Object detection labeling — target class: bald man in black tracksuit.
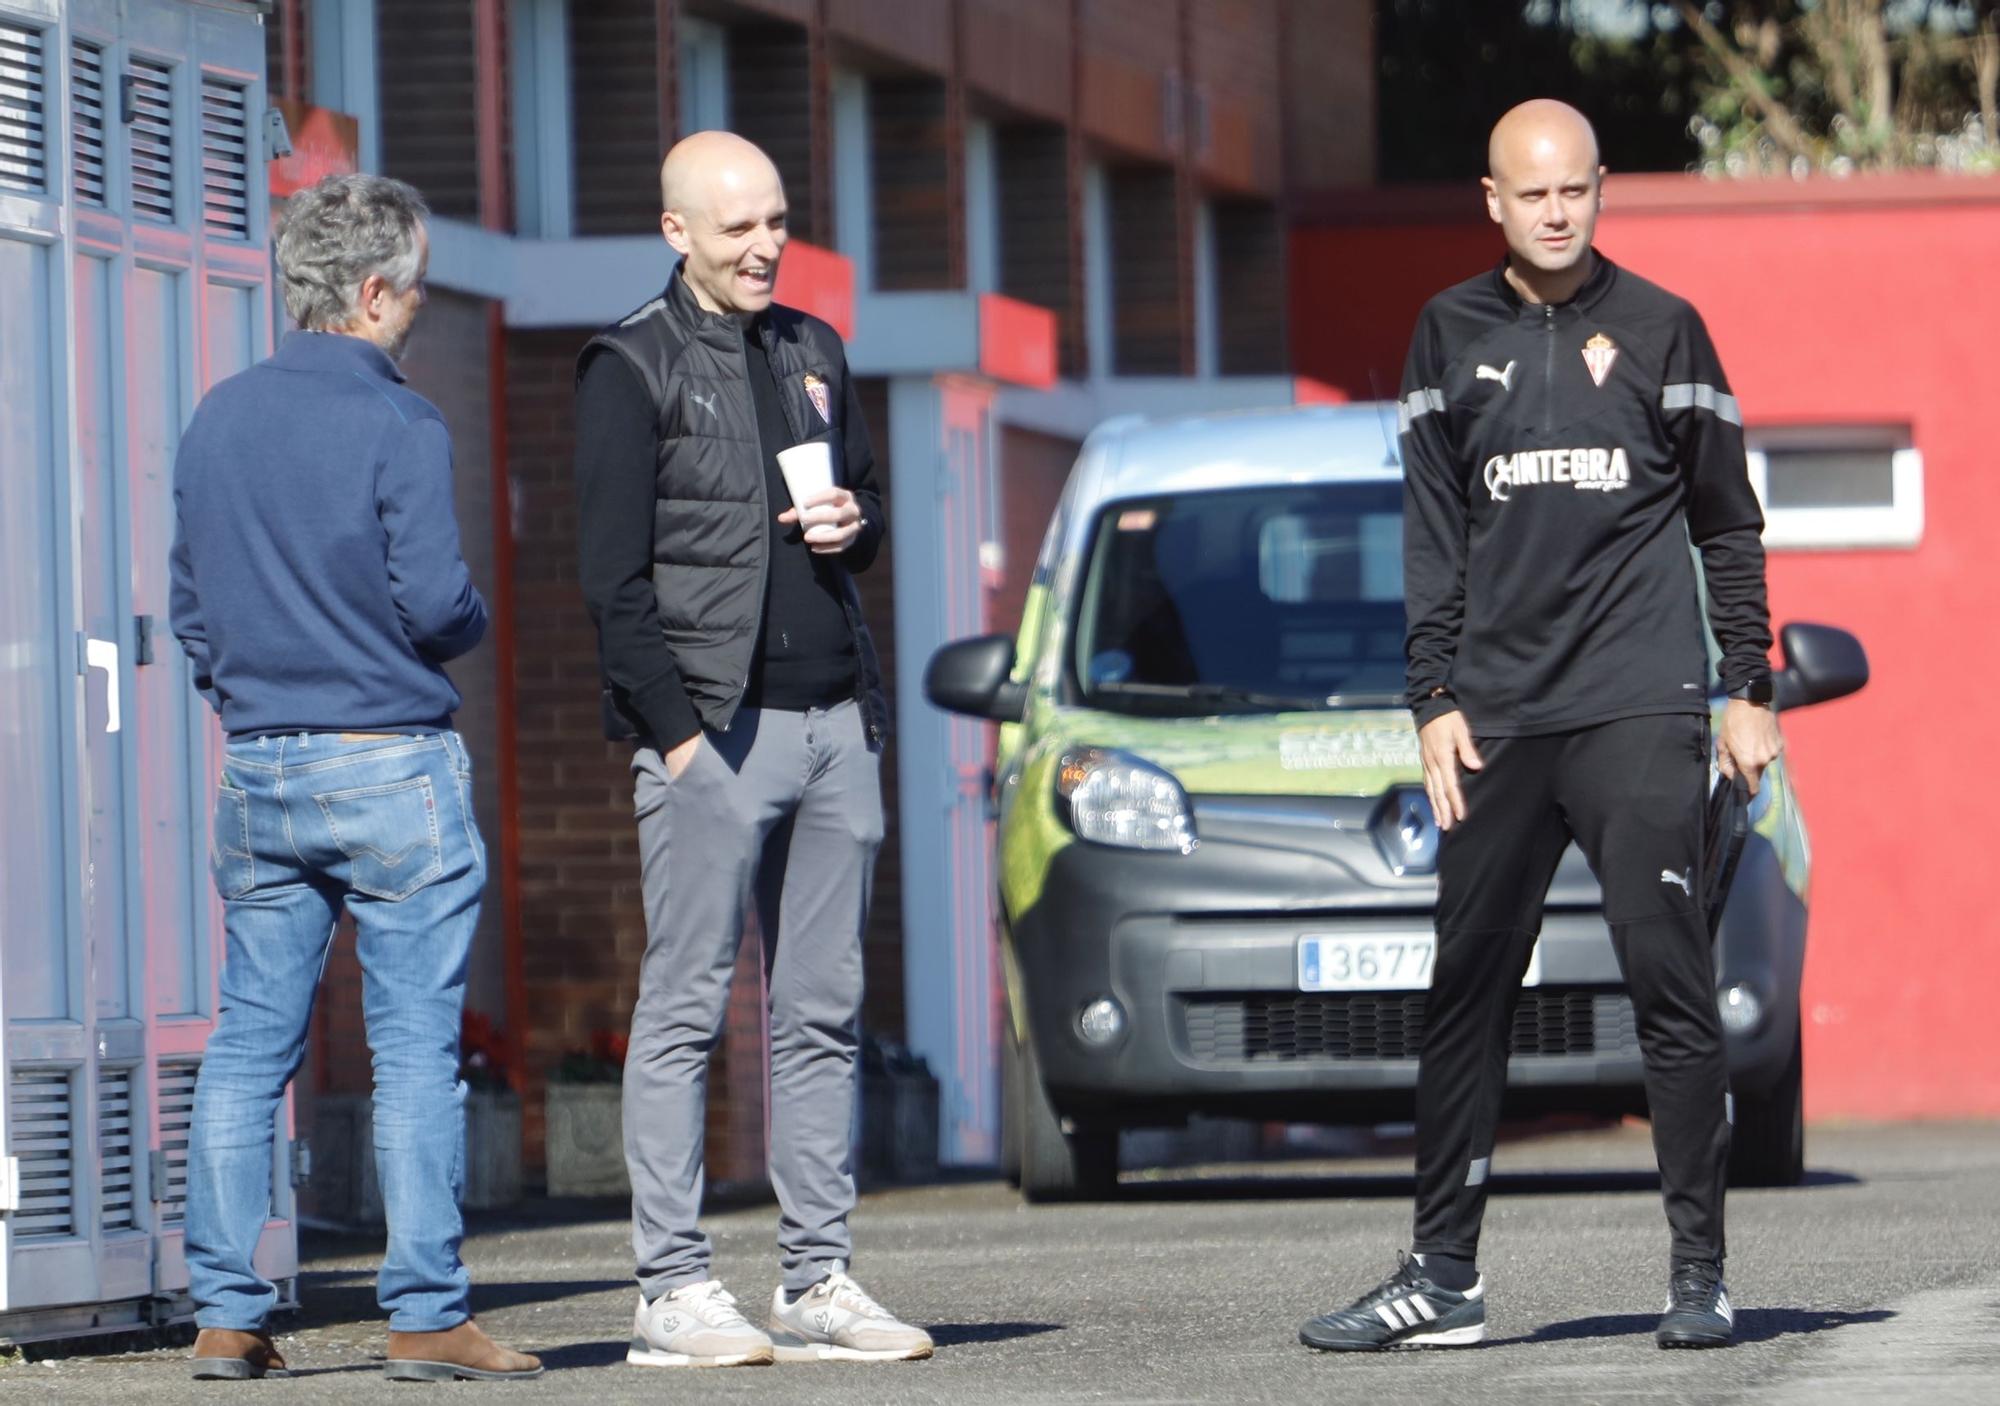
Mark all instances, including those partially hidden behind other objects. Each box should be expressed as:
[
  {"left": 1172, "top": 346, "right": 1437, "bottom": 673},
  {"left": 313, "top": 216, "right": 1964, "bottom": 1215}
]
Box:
[{"left": 1301, "top": 100, "right": 1782, "bottom": 1355}]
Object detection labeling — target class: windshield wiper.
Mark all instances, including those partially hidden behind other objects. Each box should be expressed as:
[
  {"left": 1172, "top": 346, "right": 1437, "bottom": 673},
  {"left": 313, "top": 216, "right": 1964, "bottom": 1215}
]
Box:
[{"left": 1088, "top": 681, "right": 1402, "bottom": 712}]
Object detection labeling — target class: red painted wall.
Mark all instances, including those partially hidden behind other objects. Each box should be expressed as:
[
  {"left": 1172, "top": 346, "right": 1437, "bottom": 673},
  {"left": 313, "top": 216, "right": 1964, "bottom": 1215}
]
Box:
[{"left": 1291, "top": 176, "right": 2000, "bottom": 1121}]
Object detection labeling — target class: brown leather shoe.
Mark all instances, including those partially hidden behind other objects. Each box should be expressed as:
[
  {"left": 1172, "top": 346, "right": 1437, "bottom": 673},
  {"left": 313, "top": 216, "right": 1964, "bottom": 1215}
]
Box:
[
  {"left": 383, "top": 1319, "right": 544, "bottom": 1382},
  {"left": 191, "top": 1327, "right": 290, "bottom": 1380}
]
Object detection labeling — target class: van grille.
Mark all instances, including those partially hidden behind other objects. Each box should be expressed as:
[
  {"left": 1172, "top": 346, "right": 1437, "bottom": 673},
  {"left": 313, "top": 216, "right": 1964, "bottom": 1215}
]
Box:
[{"left": 1179, "top": 988, "right": 1639, "bottom": 1065}]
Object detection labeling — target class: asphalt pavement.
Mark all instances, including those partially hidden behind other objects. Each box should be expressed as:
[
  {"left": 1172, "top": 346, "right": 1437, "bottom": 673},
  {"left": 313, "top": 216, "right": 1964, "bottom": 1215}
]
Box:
[{"left": 7, "top": 1120, "right": 1998, "bottom": 1404}]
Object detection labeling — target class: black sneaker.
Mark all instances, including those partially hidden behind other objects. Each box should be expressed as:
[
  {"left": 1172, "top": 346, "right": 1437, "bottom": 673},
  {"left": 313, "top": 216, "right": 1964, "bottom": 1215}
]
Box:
[
  {"left": 1300, "top": 1253, "right": 1486, "bottom": 1351},
  {"left": 1656, "top": 1257, "right": 1734, "bottom": 1349}
]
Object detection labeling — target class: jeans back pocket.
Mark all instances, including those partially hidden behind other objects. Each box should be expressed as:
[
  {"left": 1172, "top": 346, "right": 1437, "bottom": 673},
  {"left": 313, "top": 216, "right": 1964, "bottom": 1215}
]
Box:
[
  {"left": 315, "top": 776, "right": 445, "bottom": 901},
  {"left": 210, "top": 783, "right": 256, "bottom": 899}
]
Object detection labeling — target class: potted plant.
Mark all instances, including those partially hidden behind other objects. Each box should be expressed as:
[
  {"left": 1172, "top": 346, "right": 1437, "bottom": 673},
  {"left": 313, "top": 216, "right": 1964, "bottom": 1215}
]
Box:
[
  {"left": 858, "top": 1033, "right": 940, "bottom": 1186},
  {"left": 460, "top": 1011, "right": 523, "bottom": 1209},
  {"left": 544, "top": 1029, "right": 630, "bottom": 1198}
]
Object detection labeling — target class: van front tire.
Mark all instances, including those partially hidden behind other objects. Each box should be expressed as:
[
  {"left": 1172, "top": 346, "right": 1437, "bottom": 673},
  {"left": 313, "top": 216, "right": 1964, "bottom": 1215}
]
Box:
[
  {"left": 1015, "top": 1029, "right": 1118, "bottom": 1202},
  {"left": 1727, "top": 1028, "right": 1805, "bottom": 1187}
]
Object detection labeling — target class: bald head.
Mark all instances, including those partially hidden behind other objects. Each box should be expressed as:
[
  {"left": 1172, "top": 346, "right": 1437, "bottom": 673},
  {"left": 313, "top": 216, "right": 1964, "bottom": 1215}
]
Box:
[
  {"left": 658, "top": 131, "right": 788, "bottom": 317},
  {"left": 660, "top": 129, "right": 782, "bottom": 218},
  {"left": 1481, "top": 100, "right": 1605, "bottom": 299},
  {"left": 1487, "top": 99, "right": 1600, "bottom": 183}
]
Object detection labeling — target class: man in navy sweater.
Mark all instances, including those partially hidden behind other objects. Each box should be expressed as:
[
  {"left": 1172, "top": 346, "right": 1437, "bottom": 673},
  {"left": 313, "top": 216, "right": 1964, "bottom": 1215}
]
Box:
[{"left": 169, "top": 173, "right": 539, "bottom": 1383}]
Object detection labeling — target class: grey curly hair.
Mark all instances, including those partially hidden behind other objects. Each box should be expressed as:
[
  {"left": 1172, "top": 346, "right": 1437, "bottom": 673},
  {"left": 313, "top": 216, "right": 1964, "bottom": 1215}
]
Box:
[{"left": 275, "top": 173, "right": 430, "bottom": 331}]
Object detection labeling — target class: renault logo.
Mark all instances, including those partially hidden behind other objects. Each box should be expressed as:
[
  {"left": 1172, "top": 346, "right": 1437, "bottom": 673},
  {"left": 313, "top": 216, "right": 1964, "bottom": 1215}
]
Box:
[{"left": 1374, "top": 787, "right": 1440, "bottom": 876}]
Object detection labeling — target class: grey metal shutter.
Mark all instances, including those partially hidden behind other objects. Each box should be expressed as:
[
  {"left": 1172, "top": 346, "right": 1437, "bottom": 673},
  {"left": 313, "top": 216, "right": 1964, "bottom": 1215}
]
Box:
[
  {"left": 98, "top": 1066, "right": 137, "bottom": 1233},
  {"left": 0, "top": 20, "right": 47, "bottom": 195},
  {"left": 7, "top": 1069, "right": 76, "bottom": 1239},
  {"left": 200, "top": 75, "right": 248, "bottom": 239},
  {"left": 72, "top": 40, "right": 106, "bottom": 206},
  {"left": 154, "top": 1059, "right": 199, "bottom": 1224},
  {"left": 125, "top": 54, "right": 175, "bottom": 222}
]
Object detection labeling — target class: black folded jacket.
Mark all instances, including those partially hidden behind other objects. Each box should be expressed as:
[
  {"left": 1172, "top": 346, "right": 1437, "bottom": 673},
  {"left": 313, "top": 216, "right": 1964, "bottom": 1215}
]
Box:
[{"left": 1704, "top": 772, "right": 1753, "bottom": 939}]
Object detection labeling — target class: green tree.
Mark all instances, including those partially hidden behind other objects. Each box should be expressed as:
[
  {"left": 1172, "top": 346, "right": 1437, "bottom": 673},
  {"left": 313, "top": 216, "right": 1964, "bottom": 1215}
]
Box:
[
  {"left": 1373, "top": 1, "right": 1999, "bottom": 181},
  {"left": 1675, "top": 1, "right": 1999, "bottom": 175}
]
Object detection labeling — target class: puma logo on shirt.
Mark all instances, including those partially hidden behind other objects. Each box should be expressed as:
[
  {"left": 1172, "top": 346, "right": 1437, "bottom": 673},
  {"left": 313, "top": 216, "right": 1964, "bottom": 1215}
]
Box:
[
  {"left": 1661, "top": 867, "right": 1693, "bottom": 896},
  {"left": 1475, "top": 361, "right": 1516, "bottom": 392}
]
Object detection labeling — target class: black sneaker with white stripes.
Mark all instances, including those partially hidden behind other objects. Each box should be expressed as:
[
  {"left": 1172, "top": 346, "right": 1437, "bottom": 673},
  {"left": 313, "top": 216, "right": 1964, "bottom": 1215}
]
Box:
[
  {"left": 1656, "top": 1257, "right": 1734, "bottom": 1349},
  {"left": 1299, "top": 1253, "right": 1486, "bottom": 1351}
]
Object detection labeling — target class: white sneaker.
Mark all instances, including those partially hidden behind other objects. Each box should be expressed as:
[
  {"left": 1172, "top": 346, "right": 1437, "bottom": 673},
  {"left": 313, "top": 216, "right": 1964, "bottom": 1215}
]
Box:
[
  {"left": 768, "top": 1265, "right": 934, "bottom": 1362},
  {"left": 627, "top": 1280, "right": 776, "bottom": 1368}
]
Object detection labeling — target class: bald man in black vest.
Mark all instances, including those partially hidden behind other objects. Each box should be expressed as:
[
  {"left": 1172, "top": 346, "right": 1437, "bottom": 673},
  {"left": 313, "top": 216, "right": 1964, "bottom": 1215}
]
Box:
[{"left": 574, "top": 130, "right": 931, "bottom": 1368}]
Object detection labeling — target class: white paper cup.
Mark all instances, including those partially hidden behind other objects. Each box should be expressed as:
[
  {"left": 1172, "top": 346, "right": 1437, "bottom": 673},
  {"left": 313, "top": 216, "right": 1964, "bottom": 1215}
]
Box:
[{"left": 775, "top": 441, "right": 835, "bottom": 512}]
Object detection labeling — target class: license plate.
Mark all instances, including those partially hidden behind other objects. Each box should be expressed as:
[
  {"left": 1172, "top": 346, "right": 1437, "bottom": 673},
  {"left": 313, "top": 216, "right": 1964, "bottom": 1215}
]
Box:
[{"left": 1296, "top": 934, "right": 1543, "bottom": 991}]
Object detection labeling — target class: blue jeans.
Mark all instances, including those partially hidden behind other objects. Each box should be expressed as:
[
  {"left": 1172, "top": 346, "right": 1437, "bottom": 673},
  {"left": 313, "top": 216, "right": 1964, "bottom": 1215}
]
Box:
[{"left": 186, "top": 731, "right": 485, "bottom": 1332}]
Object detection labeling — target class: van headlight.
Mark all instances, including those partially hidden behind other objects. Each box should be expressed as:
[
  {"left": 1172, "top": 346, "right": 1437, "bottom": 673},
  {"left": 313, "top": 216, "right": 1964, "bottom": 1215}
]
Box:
[{"left": 1055, "top": 748, "right": 1197, "bottom": 854}]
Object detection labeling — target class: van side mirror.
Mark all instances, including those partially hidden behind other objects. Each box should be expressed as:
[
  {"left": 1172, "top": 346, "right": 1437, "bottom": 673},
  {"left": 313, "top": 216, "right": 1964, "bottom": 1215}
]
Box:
[
  {"left": 924, "top": 634, "right": 1027, "bottom": 724},
  {"left": 1774, "top": 622, "right": 1868, "bottom": 711}
]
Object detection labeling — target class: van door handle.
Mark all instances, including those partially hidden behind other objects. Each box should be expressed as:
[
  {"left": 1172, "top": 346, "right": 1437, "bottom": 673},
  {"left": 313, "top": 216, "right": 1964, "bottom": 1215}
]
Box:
[{"left": 85, "top": 637, "right": 121, "bottom": 734}]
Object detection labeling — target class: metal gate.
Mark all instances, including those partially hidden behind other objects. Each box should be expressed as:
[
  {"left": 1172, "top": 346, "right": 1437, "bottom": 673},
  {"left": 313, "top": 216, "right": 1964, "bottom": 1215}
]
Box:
[{"left": 0, "top": 0, "right": 295, "bottom": 1342}]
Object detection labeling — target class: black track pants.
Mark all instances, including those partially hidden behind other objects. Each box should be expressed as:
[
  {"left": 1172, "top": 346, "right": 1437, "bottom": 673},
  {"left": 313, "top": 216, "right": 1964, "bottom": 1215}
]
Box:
[{"left": 1411, "top": 713, "right": 1731, "bottom": 1265}]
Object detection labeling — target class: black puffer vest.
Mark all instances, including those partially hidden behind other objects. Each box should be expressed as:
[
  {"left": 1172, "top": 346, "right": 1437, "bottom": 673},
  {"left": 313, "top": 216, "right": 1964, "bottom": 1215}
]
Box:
[{"left": 579, "top": 269, "right": 888, "bottom": 742}]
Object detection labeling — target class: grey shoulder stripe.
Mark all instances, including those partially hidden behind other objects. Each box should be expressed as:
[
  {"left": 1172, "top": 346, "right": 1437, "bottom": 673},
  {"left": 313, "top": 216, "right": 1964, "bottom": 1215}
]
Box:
[
  {"left": 1661, "top": 382, "right": 1742, "bottom": 427},
  {"left": 1397, "top": 387, "right": 1446, "bottom": 434}
]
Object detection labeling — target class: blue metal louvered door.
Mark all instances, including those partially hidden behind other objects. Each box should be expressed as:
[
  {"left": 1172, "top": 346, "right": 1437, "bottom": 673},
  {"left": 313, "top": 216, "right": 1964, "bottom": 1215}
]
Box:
[{"left": 0, "top": 0, "right": 293, "bottom": 1342}]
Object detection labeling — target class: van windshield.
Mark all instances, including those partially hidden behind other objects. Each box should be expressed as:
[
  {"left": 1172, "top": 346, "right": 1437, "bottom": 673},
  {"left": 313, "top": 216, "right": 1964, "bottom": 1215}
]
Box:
[{"left": 1070, "top": 481, "right": 1408, "bottom": 716}]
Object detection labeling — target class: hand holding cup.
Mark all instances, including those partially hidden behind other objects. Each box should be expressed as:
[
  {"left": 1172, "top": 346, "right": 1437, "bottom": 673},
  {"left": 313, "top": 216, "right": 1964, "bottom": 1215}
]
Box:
[{"left": 775, "top": 441, "right": 862, "bottom": 554}]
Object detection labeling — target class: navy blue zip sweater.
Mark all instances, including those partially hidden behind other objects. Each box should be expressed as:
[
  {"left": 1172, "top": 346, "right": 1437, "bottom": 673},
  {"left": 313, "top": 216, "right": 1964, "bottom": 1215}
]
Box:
[{"left": 168, "top": 331, "right": 487, "bottom": 739}]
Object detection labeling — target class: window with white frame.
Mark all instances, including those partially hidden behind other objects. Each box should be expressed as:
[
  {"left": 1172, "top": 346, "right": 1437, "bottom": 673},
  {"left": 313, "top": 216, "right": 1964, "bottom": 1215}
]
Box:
[
  {"left": 964, "top": 118, "right": 998, "bottom": 295},
  {"left": 509, "top": 0, "right": 572, "bottom": 237},
  {"left": 831, "top": 69, "right": 872, "bottom": 288},
  {"left": 678, "top": 15, "right": 728, "bottom": 138},
  {"left": 1745, "top": 426, "right": 1923, "bottom": 550}
]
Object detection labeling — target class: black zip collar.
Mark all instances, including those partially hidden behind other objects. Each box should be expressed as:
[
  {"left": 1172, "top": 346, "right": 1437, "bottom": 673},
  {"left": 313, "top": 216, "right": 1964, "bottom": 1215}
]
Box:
[
  {"left": 662, "top": 257, "right": 773, "bottom": 347},
  {"left": 1490, "top": 250, "right": 1619, "bottom": 320}
]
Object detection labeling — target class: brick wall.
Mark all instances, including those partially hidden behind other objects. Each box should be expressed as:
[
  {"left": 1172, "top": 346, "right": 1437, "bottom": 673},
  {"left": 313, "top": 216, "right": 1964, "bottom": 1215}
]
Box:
[
  {"left": 1108, "top": 165, "right": 1187, "bottom": 374},
  {"left": 1190, "top": 0, "right": 1282, "bottom": 194},
  {"left": 570, "top": 0, "right": 665, "bottom": 236},
  {"left": 850, "top": 378, "right": 904, "bottom": 1043},
  {"left": 994, "top": 427, "right": 1081, "bottom": 639},
  {"left": 264, "top": 0, "right": 310, "bottom": 102},
  {"left": 827, "top": 0, "right": 950, "bottom": 74},
  {"left": 868, "top": 78, "right": 953, "bottom": 292},
  {"left": 1281, "top": 0, "right": 1374, "bottom": 189},
  {"left": 1078, "top": 0, "right": 1176, "bottom": 161},
  {"left": 377, "top": 0, "right": 481, "bottom": 221},
  {"left": 961, "top": 0, "right": 1070, "bottom": 123}
]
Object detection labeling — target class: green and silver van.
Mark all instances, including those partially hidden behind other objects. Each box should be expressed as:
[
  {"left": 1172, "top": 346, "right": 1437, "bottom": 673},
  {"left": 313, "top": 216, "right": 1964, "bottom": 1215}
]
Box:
[{"left": 925, "top": 405, "right": 1867, "bottom": 1202}]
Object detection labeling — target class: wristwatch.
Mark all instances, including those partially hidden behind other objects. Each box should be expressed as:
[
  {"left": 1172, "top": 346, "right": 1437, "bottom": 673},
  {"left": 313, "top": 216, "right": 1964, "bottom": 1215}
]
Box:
[{"left": 1727, "top": 676, "right": 1774, "bottom": 706}]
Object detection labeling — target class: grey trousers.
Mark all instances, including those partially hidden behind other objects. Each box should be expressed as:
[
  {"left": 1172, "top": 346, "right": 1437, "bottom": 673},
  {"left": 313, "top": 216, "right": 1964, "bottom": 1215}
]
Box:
[{"left": 624, "top": 701, "right": 883, "bottom": 1299}]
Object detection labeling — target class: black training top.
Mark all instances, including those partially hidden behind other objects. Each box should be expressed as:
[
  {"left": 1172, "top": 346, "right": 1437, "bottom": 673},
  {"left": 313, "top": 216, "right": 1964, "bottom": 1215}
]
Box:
[
  {"left": 739, "top": 327, "right": 859, "bottom": 711},
  {"left": 1399, "top": 254, "right": 1773, "bottom": 737}
]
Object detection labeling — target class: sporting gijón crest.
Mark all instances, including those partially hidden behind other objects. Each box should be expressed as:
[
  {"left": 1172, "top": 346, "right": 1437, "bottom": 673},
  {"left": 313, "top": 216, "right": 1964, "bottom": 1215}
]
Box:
[
  {"left": 802, "top": 372, "right": 832, "bottom": 426},
  {"left": 1581, "top": 332, "right": 1618, "bottom": 388}
]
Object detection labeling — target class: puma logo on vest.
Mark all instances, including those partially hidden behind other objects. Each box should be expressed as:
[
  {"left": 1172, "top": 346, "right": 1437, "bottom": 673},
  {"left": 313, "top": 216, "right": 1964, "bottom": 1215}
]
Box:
[{"left": 689, "top": 391, "right": 718, "bottom": 419}]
